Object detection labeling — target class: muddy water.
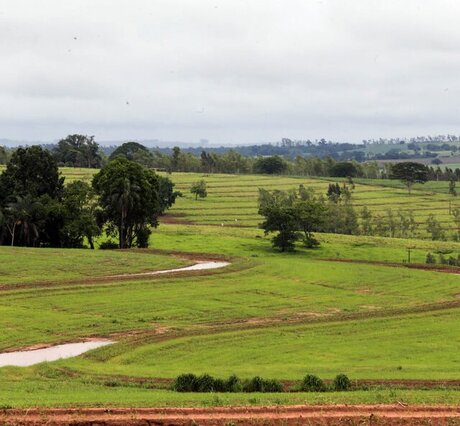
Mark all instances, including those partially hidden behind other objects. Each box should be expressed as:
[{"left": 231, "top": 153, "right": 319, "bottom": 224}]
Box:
[
  {"left": 113, "top": 261, "right": 230, "bottom": 277},
  {"left": 0, "top": 340, "right": 113, "bottom": 367}
]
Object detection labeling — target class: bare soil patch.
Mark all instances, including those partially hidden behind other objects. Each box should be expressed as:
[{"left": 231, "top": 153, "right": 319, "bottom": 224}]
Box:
[{"left": 1, "top": 405, "right": 459, "bottom": 425}]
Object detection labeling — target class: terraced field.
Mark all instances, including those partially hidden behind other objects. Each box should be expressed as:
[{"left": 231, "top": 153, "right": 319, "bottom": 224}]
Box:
[
  {"left": 163, "top": 173, "right": 459, "bottom": 236},
  {"left": 0, "top": 223, "right": 459, "bottom": 407},
  {"left": 4, "top": 166, "right": 456, "bottom": 232},
  {"left": 0, "top": 166, "right": 459, "bottom": 416}
]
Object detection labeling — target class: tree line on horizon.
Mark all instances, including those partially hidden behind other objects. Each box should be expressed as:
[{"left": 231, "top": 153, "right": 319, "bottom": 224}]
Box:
[{"left": 3, "top": 134, "right": 460, "bottom": 181}]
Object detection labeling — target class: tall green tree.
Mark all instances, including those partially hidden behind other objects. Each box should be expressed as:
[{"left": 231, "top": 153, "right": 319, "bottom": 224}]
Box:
[
  {"left": 0, "top": 146, "right": 64, "bottom": 205},
  {"left": 54, "top": 134, "right": 102, "bottom": 168},
  {"left": 6, "top": 195, "right": 43, "bottom": 246},
  {"left": 258, "top": 189, "right": 299, "bottom": 252},
  {"left": 390, "top": 162, "right": 429, "bottom": 193},
  {"left": 92, "top": 158, "right": 162, "bottom": 248},
  {"left": 61, "top": 181, "right": 101, "bottom": 249}
]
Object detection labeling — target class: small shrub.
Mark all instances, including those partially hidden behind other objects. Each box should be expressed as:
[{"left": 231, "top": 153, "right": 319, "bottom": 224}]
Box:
[
  {"left": 263, "top": 379, "right": 283, "bottom": 392},
  {"left": 243, "top": 376, "right": 264, "bottom": 392},
  {"left": 300, "top": 374, "right": 326, "bottom": 392},
  {"left": 447, "top": 256, "right": 458, "bottom": 266},
  {"left": 333, "top": 374, "right": 351, "bottom": 391},
  {"left": 225, "top": 374, "right": 242, "bottom": 392},
  {"left": 99, "top": 240, "right": 119, "bottom": 250},
  {"left": 174, "top": 373, "right": 198, "bottom": 392},
  {"left": 212, "top": 378, "right": 227, "bottom": 392},
  {"left": 196, "top": 374, "right": 216, "bottom": 392},
  {"left": 425, "top": 253, "right": 436, "bottom": 264}
]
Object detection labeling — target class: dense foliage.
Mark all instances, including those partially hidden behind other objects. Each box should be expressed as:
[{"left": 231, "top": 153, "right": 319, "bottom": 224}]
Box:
[
  {"left": 258, "top": 184, "right": 357, "bottom": 251},
  {"left": 390, "top": 162, "right": 429, "bottom": 192},
  {"left": 53, "top": 134, "right": 102, "bottom": 168},
  {"left": 0, "top": 147, "right": 177, "bottom": 248}
]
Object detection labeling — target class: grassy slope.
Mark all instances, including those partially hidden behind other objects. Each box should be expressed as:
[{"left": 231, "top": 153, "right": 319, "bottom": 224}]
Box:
[
  {"left": 0, "top": 224, "right": 458, "bottom": 406},
  {"left": 0, "top": 247, "right": 187, "bottom": 286},
  {"left": 0, "top": 168, "right": 459, "bottom": 406}
]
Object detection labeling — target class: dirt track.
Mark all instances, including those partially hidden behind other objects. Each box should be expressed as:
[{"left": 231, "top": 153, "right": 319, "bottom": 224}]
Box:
[{"left": 2, "top": 405, "right": 459, "bottom": 425}]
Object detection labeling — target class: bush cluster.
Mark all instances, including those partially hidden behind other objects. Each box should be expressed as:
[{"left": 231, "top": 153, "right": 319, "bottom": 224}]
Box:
[
  {"left": 426, "top": 252, "right": 460, "bottom": 266},
  {"left": 174, "top": 374, "right": 283, "bottom": 393},
  {"left": 300, "top": 373, "right": 351, "bottom": 392},
  {"left": 173, "top": 373, "right": 352, "bottom": 393}
]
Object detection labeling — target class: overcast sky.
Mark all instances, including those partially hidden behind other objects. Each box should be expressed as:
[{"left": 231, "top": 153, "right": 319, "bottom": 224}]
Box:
[{"left": 2, "top": 0, "right": 460, "bottom": 145}]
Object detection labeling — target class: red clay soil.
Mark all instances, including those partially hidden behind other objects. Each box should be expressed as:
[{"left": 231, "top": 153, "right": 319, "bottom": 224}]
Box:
[{"left": 1, "top": 405, "right": 459, "bottom": 425}]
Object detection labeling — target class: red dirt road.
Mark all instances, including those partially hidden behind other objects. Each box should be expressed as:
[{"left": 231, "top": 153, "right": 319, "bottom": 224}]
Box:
[{"left": 2, "top": 405, "right": 459, "bottom": 425}]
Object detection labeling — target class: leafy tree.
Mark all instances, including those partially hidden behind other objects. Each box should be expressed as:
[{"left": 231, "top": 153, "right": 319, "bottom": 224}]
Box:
[
  {"left": 326, "top": 183, "right": 342, "bottom": 203},
  {"left": 6, "top": 195, "right": 43, "bottom": 246},
  {"left": 0, "top": 146, "right": 64, "bottom": 205},
  {"left": 54, "top": 134, "right": 102, "bottom": 168},
  {"left": 258, "top": 189, "right": 300, "bottom": 251},
  {"left": 451, "top": 208, "right": 460, "bottom": 240},
  {"left": 109, "top": 142, "right": 150, "bottom": 161},
  {"left": 386, "top": 209, "right": 397, "bottom": 238},
  {"left": 190, "top": 180, "right": 207, "bottom": 200},
  {"left": 426, "top": 214, "right": 445, "bottom": 241},
  {"left": 61, "top": 181, "right": 101, "bottom": 249},
  {"left": 360, "top": 207, "right": 373, "bottom": 235},
  {"left": 449, "top": 179, "right": 457, "bottom": 196},
  {"left": 293, "top": 197, "right": 326, "bottom": 248},
  {"left": 0, "top": 146, "right": 8, "bottom": 164},
  {"left": 171, "top": 146, "right": 181, "bottom": 171},
  {"left": 158, "top": 176, "right": 181, "bottom": 213},
  {"left": 92, "top": 158, "right": 162, "bottom": 248},
  {"left": 254, "top": 156, "right": 287, "bottom": 174},
  {"left": 200, "top": 151, "right": 216, "bottom": 173},
  {"left": 390, "top": 162, "right": 429, "bottom": 193},
  {"left": 330, "top": 162, "right": 360, "bottom": 178}
]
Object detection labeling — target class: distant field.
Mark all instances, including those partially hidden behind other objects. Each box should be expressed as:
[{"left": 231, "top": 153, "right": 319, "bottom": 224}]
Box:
[
  {"left": 2, "top": 165, "right": 460, "bottom": 234},
  {"left": 161, "top": 173, "right": 459, "bottom": 236}
]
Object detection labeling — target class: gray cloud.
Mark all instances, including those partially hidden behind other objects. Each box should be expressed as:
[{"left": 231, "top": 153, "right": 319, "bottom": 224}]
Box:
[{"left": 1, "top": 0, "right": 460, "bottom": 144}]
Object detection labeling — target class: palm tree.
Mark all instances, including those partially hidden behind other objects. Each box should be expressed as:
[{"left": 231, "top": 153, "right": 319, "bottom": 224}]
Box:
[
  {"left": 110, "top": 178, "right": 141, "bottom": 248},
  {"left": 7, "top": 195, "right": 42, "bottom": 246}
]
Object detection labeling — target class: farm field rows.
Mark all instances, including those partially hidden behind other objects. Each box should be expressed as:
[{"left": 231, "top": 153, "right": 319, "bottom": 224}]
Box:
[
  {"left": 164, "top": 173, "right": 460, "bottom": 236},
  {"left": 45, "top": 167, "right": 460, "bottom": 230}
]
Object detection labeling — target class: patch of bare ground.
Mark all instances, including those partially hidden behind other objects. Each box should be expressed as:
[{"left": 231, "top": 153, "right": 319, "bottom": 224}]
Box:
[{"left": 1, "top": 405, "right": 459, "bottom": 425}]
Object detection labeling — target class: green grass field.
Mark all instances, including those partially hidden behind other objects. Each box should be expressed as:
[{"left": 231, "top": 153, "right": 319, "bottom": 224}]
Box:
[
  {"left": 163, "top": 172, "right": 460, "bottom": 234},
  {"left": 0, "top": 167, "right": 459, "bottom": 407}
]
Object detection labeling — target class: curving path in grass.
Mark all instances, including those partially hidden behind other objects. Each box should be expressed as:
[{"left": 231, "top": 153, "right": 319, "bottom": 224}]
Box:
[{"left": 0, "top": 258, "right": 230, "bottom": 366}]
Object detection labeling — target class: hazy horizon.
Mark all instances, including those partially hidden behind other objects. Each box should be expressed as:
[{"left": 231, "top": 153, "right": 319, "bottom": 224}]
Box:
[{"left": 2, "top": 0, "right": 460, "bottom": 144}]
